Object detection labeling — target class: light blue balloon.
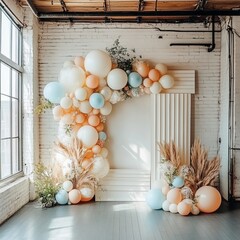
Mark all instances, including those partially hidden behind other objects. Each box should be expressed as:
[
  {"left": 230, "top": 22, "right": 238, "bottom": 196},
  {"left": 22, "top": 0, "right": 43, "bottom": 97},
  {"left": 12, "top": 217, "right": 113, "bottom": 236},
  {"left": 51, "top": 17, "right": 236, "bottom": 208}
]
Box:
[
  {"left": 55, "top": 189, "right": 68, "bottom": 205},
  {"left": 172, "top": 176, "right": 184, "bottom": 188},
  {"left": 146, "top": 189, "right": 165, "bottom": 210},
  {"left": 43, "top": 81, "right": 65, "bottom": 104},
  {"left": 99, "top": 131, "right": 107, "bottom": 141},
  {"left": 128, "top": 72, "right": 142, "bottom": 88},
  {"left": 89, "top": 93, "right": 105, "bottom": 109}
]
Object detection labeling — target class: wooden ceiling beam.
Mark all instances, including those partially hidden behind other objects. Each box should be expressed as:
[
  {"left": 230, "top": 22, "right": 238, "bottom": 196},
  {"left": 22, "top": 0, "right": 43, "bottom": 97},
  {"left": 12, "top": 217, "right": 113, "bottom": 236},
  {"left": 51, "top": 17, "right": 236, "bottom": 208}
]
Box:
[{"left": 196, "top": 0, "right": 208, "bottom": 10}]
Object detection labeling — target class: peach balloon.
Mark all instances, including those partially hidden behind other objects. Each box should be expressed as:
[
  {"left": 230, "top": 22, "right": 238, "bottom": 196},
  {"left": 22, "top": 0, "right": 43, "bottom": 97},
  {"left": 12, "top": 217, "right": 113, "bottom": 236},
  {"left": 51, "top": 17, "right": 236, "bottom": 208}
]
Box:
[
  {"left": 79, "top": 186, "right": 94, "bottom": 202},
  {"left": 167, "top": 188, "right": 182, "bottom": 204},
  {"left": 135, "top": 62, "right": 150, "bottom": 78},
  {"left": 85, "top": 151, "right": 94, "bottom": 159},
  {"left": 88, "top": 115, "right": 100, "bottom": 127},
  {"left": 69, "top": 189, "right": 81, "bottom": 204},
  {"left": 177, "top": 201, "right": 191, "bottom": 216},
  {"left": 52, "top": 105, "right": 64, "bottom": 118},
  {"left": 196, "top": 186, "right": 221, "bottom": 213},
  {"left": 75, "top": 113, "right": 85, "bottom": 124},
  {"left": 74, "top": 56, "right": 85, "bottom": 69},
  {"left": 96, "top": 122, "right": 104, "bottom": 131},
  {"left": 148, "top": 69, "right": 161, "bottom": 82},
  {"left": 86, "top": 75, "right": 99, "bottom": 89},
  {"left": 143, "top": 78, "right": 153, "bottom": 88},
  {"left": 92, "top": 145, "right": 101, "bottom": 154}
]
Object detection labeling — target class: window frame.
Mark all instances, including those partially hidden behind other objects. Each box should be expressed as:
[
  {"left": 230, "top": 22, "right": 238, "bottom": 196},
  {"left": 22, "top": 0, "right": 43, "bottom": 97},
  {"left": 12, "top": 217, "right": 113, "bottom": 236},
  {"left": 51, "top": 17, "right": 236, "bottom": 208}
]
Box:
[{"left": 0, "top": 5, "right": 23, "bottom": 184}]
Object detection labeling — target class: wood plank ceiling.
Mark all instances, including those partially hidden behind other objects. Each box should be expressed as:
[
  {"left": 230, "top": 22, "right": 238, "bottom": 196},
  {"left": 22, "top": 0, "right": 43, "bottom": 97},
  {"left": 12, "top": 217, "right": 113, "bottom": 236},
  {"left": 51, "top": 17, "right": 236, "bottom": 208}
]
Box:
[{"left": 19, "top": 0, "right": 240, "bottom": 23}]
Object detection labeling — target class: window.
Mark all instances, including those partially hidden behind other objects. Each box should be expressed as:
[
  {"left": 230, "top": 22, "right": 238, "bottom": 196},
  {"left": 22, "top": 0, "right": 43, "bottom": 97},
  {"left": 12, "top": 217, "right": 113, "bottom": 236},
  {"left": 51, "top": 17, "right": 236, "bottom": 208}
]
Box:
[{"left": 0, "top": 6, "right": 22, "bottom": 181}]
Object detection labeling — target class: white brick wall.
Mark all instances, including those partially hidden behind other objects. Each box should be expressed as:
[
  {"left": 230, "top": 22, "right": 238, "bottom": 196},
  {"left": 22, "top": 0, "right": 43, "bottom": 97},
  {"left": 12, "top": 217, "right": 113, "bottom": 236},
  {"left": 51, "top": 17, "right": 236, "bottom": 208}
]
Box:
[
  {"left": 39, "top": 22, "right": 221, "bottom": 163},
  {"left": 22, "top": 8, "right": 39, "bottom": 200},
  {"left": 233, "top": 17, "right": 240, "bottom": 198},
  {"left": 0, "top": 177, "right": 29, "bottom": 225}
]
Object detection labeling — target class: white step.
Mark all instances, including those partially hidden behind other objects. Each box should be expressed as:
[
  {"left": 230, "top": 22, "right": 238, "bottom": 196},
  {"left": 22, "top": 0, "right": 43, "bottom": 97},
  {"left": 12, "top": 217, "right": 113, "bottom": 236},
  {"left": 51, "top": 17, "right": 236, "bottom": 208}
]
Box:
[{"left": 95, "top": 169, "right": 151, "bottom": 201}]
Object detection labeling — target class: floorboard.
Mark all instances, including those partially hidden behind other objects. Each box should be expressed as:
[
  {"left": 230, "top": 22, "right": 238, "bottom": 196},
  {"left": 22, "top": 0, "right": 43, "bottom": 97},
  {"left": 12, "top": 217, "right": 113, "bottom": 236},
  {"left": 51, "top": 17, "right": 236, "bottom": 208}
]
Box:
[{"left": 1, "top": 201, "right": 240, "bottom": 240}]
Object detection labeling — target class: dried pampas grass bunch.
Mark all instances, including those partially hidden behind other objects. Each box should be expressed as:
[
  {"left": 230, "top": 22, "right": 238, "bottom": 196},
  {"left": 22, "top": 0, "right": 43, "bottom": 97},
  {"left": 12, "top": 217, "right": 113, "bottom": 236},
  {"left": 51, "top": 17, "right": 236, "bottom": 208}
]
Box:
[
  {"left": 53, "top": 138, "right": 98, "bottom": 190},
  {"left": 158, "top": 139, "right": 220, "bottom": 195},
  {"left": 190, "top": 139, "right": 220, "bottom": 189}
]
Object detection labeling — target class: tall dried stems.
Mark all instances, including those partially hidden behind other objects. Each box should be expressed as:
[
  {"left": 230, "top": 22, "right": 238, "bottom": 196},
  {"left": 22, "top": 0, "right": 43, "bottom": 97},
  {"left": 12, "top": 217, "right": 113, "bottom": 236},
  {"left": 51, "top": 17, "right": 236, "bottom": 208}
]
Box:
[
  {"left": 159, "top": 141, "right": 182, "bottom": 168},
  {"left": 190, "top": 139, "right": 220, "bottom": 189},
  {"left": 54, "top": 138, "right": 98, "bottom": 189}
]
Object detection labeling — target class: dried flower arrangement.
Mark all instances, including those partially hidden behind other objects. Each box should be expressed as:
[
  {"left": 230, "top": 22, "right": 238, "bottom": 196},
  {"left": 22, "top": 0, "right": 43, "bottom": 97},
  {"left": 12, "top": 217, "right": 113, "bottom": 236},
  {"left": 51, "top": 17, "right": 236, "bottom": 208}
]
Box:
[
  {"left": 159, "top": 139, "right": 220, "bottom": 196},
  {"left": 53, "top": 138, "right": 98, "bottom": 191}
]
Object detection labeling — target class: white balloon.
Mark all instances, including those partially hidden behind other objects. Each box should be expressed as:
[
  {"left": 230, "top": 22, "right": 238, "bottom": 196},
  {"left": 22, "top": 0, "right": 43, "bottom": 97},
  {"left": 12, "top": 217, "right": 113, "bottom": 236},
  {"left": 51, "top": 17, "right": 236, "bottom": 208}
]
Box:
[
  {"left": 75, "top": 88, "right": 87, "bottom": 101},
  {"left": 77, "top": 125, "right": 98, "bottom": 148},
  {"left": 155, "top": 63, "right": 168, "bottom": 75},
  {"left": 59, "top": 66, "right": 86, "bottom": 93},
  {"left": 60, "top": 97, "right": 72, "bottom": 109},
  {"left": 159, "top": 75, "right": 175, "bottom": 89},
  {"left": 100, "top": 86, "right": 112, "bottom": 101},
  {"left": 100, "top": 102, "right": 112, "bottom": 116},
  {"left": 63, "top": 180, "right": 73, "bottom": 192},
  {"left": 150, "top": 82, "right": 162, "bottom": 94},
  {"left": 169, "top": 203, "right": 178, "bottom": 214},
  {"left": 79, "top": 100, "right": 92, "bottom": 114},
  {"left": 84, "top": 50, "right": 112, "bottom": 77},
  {"left": 107, "top": 68, "right": 128, "bottom": 90},
  {"left": 91, "top": 156, "right": 110, "bottom": 178},
  {"left": 52, "top": 105, "right": 63, "bottom": 118},
  {"left": 80, "top": 187, "right": 94, "bottom": 199},
  {"left": 162, "top": 200, "right": 170, "bottom": 212},
  {"left": 100, "top": 148, "right": 109, "bottom": 158}
]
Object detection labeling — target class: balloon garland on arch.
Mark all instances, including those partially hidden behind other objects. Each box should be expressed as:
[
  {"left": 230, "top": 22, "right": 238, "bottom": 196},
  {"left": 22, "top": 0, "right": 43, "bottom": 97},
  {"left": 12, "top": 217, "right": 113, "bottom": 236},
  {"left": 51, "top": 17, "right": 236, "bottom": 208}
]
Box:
[{"left": 40, "top": 44, "right": 175, "bottom": 206}]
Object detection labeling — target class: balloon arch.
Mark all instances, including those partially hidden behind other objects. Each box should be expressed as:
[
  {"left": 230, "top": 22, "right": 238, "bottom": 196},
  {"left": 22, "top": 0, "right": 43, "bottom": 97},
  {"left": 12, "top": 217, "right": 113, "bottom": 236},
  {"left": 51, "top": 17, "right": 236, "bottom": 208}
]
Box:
[{"left": 41, "top": 49, "right": 221, "bottom": 216}]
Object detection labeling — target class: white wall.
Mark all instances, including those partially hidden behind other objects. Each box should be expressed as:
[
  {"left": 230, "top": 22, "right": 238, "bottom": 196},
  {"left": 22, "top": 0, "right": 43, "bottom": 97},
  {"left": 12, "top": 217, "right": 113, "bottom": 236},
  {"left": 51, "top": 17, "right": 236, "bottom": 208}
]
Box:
[
  {"left": 219, "top": 25, "right": 230, "bottom": 200},
  {"left": 39, "top": 22, "right": 221, "bottom": 168}
]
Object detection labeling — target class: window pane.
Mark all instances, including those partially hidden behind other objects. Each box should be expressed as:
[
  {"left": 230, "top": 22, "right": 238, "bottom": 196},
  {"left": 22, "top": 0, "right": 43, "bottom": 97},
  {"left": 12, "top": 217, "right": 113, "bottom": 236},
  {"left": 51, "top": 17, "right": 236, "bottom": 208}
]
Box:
[
  {"left": 12, "top": 69, "right": 18, "bottom": 98},
  {"left": 12, "top": 98, "right": 18, "bottom": 137},
  {"left": 1, "top": 12, "right": 11, "bottom": 58},
  {"left": 12, "top": 138, "right": 19, "bottom": 174},
  {"left": 1, "top": 63, "right": 11, "bottom": 96},
  {"left": 1, "top": 95, "right": 11, "bottom": 138},
  {"left": 12, "top": 25, "right": 19, "bottom": 63},
  {"left": 1, "top": 139, "right": 11, "bottom": 178}
]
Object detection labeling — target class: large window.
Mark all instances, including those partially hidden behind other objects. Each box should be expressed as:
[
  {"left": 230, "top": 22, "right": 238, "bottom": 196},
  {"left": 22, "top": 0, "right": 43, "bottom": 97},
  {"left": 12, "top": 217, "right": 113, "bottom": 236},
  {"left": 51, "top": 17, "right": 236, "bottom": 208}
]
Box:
[{"left": 0, "top": 6, "right": 22, "bottom": 181}]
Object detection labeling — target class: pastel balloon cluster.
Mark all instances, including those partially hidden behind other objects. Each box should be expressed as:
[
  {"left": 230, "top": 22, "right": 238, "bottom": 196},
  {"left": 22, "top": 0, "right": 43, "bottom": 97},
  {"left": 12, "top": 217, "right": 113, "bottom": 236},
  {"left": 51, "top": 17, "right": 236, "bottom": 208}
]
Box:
[
  {"left": 55, "top": 180, "right": 95, "bottom": 205},
  {"left": 160, "top": 182, "right": 221, "bottom": 216},
  {"left": 43, "top": 49, "right": 175, "bottom": 191}
]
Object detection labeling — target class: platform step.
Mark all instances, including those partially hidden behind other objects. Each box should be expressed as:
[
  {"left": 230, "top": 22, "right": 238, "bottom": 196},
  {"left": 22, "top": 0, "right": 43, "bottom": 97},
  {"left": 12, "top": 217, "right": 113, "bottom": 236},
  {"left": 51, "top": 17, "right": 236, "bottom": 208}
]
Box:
[{"left": 95, "top": 169, "right": 150, "bottom": 201}]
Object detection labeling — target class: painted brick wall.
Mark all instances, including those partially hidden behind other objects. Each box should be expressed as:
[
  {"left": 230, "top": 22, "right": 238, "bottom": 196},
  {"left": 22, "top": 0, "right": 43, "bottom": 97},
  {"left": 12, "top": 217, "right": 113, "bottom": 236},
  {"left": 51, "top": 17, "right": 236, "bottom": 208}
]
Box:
[
  {"left": 0, "top": 177, "right": 29, "bottom": 225},
  {"left": 22, "top": 8, "right": 39, "bottom": 200},
  {"left": 233, "top": 17, "right": 240, "bottom": 198},
  {"left": 38, "top": 22, "right": 221, "bottom": 164}
]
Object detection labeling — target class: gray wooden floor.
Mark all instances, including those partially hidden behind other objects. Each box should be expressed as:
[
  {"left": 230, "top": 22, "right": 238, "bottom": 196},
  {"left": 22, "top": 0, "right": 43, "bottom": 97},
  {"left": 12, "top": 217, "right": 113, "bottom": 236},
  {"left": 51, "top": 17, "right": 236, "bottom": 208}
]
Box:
[{"left": 0, "top": 201, "right": 240, "bottom": 240}]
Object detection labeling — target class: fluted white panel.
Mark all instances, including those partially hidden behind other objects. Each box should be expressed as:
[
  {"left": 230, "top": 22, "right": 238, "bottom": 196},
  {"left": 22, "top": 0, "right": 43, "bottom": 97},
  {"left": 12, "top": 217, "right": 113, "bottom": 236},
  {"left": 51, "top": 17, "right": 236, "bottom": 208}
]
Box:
[{"left": 152, "top": 93, "right": 192, "bottom": 181}]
